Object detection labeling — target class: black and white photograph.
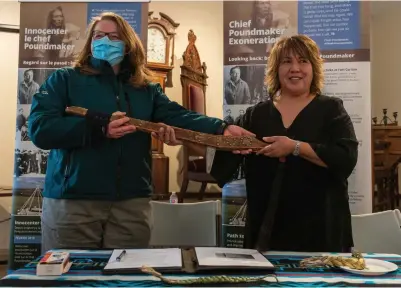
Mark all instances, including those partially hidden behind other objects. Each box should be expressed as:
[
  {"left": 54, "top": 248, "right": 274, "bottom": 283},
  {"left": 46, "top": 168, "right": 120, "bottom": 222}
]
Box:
[
  {"left": 17, "top": 68, "right": 57, "bottom": 104},
  {"left": 14, "top": 146, "right": 49, "bottom": 179},
  {"left": 16, "top": 105, "right": 31, "bottom": 141},
  {"left": 223, "top": 104, "right": 252, "bottom": 125},
  {"left": 223, "top": 65, "right": 269, "bottom": 105},
  {"left": 12, "top": 187, "right": 43, "bottom": 217},
  {"left": 17, "top": 69, "right": 39, "bottom": 105}
]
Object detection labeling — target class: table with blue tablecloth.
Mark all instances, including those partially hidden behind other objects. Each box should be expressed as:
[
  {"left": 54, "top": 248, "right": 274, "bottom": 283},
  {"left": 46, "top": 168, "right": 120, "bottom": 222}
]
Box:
[{"left": 1, "top": 250, "right": 400, "bottom": 287}]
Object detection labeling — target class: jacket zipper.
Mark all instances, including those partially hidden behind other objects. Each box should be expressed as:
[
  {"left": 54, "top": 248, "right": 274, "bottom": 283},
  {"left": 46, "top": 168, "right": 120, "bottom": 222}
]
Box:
[
  {"left": 115, "top": 79, "right": 123, "bottom": 199},
  {"left": 114, "top": 78, "right": 129, "bottom": 199},
  {"left": 63, "top": 151, "right": 73, "bottom": 192},
  {"left": 116, "top": 93, "right": 122, "bottom": 199}
]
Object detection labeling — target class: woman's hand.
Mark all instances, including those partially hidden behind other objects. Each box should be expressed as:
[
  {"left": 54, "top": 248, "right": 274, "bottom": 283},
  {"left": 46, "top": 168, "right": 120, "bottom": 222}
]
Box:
[
  {"left": 224, "top": 125, "right": 256, "bottom": 155},
  {"left": 106, "top": 112, "right": 137, "bottom": 139},
  {"left": 256, "top": 136, "right": 296, "bottom": 158},
  {"left": 151, "top": 124, "right": 182, "bottom": 146}
]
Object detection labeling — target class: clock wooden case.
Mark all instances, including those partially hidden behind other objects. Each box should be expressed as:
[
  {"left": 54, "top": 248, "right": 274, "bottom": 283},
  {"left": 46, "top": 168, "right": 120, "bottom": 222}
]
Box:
[{"left": 146, "top": 12, "right": 179, "bottom": 198}]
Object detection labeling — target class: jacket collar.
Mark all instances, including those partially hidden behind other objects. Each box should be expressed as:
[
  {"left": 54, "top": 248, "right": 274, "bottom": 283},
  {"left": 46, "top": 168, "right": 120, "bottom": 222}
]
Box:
[{"left": 88, "top": 55, "right": 132, "bottom": 82}]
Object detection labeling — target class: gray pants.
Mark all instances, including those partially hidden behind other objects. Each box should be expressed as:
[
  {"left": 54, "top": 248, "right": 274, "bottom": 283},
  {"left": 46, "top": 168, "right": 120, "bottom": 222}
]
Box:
[{"left": 41, "top": 197, "right": 152, "bottom": 253}]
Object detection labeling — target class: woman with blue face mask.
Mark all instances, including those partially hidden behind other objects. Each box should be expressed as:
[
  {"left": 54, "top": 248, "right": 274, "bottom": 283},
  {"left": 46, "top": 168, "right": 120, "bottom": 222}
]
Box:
[{"left": 28, "top": 12, "right": 251, "bottom": 252}]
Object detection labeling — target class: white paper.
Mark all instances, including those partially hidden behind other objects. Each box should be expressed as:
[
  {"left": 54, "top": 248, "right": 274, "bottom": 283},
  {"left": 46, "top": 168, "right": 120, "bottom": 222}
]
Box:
[
  {"left": 194, "top": 247, "right": 274, "bottom": 268},
  {"left": 104, "top": 248, "right": 182, "bottom": 270}
]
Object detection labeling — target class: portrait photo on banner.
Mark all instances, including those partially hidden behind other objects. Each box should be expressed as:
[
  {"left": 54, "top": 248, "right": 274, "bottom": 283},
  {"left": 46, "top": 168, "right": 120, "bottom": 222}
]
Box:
[
  {"left": 17, "top": 68, "right": 57, "bottom": 105},
  {"left": 224, "top": 0, "right": 298, "bottom": 66},
  {"left": 223, "top": 64, "right": 269, "bottom": 106},
  {"left": 18, "top": 2, "right": 87, "bottom": 69}
]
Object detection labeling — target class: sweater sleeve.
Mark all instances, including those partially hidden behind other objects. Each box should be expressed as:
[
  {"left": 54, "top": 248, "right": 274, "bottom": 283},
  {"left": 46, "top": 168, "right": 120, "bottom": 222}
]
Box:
[
  {"left": 151, "top": 83, "right": 223, "bottom": 134},
  {"left": 28, "top": 69, "right": 106, "bottom": 150},
  {"left": 309, "top": 97, "right": 359, "bottom": 180}
]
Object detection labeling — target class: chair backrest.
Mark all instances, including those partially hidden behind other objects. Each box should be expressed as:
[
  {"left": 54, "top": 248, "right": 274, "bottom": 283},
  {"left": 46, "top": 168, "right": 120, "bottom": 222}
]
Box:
[
  {"left": 149, "top": 200, "right": 221, "bottom": 247},
  {"left": 180, "top": 29, "right": 207, "bottom": 115},
  {"left": 351, "top": 209, "right": 401, "bottom": 254},
  {"left": 180, "top": 30, "right": 208, "bottom": 166}
]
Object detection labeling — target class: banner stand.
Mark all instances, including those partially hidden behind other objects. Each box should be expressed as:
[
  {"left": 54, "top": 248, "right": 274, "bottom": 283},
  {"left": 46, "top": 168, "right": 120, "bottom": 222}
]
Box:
[
  {"left": 221, "top": 0, "right": 371, "bottom": 247},
  {"left": 9, "top": 1, "right": 148, "bottom": 271}
]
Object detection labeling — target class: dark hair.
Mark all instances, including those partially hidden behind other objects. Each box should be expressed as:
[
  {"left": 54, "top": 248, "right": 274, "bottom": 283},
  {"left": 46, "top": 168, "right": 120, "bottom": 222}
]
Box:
[
  {"left": 24, "top": 69, "right": 34, "bottom": 76},
  {"left": 230, "top": 66, "right": 240, "bottom": 74},
  {"left": 266, "top": 34, "right": 324, "bottom": 97}
]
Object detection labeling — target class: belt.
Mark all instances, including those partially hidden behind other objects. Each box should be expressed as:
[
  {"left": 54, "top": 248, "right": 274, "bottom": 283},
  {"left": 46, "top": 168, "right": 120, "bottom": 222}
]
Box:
[{"left": 65, "top": 106, "right": 266, "bottom": 151}]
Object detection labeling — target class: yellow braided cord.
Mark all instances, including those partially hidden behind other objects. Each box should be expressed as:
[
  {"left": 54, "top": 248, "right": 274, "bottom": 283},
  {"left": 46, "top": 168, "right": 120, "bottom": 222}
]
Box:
[{"left": 140, "top": 266, "right": 278, "bottom": 285}]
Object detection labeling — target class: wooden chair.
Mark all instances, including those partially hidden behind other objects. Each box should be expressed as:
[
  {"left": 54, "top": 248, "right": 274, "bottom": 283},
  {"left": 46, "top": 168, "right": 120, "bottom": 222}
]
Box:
[{"left": 179, "top": 30, "right": 219, "bottom": 201}]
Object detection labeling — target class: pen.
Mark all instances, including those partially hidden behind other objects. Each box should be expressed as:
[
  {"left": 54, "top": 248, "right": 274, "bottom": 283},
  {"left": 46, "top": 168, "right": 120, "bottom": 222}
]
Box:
[{"left": 116, "top": 250, "right": 126, "bottom": 262}]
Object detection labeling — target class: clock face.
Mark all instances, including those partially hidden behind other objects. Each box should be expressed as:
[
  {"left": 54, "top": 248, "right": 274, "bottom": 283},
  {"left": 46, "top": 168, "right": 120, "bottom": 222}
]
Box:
[{"left": 147, "top": 27, "right": 167, "bottom": 64}]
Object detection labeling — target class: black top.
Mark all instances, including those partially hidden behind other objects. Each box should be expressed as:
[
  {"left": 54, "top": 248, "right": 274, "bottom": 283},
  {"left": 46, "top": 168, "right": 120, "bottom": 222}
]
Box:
[{"left": 210, "top": 95, "right": 358, "bottom": 252}]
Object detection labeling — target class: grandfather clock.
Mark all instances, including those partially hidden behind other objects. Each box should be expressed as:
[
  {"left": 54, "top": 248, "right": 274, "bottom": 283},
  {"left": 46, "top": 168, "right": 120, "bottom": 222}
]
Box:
[{"left": 146, "top": 12, "right": 179, "bottom": 198}]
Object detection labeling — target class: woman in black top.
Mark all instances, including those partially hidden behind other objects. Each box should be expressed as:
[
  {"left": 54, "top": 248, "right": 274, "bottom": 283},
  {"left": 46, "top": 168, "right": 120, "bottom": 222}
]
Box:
[
  {"left": 214, "top": 34, "right": 358, "bottom": 252},
  {"left": 170, "top": 35, "right": 358, "bottom": 253}
]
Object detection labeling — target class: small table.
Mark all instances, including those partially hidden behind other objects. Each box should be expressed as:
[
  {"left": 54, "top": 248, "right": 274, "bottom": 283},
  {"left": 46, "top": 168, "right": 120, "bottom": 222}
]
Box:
[{"left": 1, "top": 250, "right": 400, "bottom": 287}]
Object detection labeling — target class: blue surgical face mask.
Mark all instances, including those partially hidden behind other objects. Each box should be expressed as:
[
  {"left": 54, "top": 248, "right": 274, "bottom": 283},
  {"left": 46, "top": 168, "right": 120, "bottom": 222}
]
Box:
[{"left": 91, "top": 36, "right": 125, "bottom": 66}]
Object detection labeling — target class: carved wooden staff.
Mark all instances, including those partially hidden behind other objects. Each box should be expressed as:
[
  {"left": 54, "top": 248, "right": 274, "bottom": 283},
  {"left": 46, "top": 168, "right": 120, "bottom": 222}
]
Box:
[{"left": 65, "top": 106, "right": 266, "bottom": 151}]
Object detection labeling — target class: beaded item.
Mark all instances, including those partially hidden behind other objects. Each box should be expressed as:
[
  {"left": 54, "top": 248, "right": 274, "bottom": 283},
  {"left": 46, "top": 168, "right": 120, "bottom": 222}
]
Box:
[{"left": 300, "top": 250, "right": 367, "bottom": 270}]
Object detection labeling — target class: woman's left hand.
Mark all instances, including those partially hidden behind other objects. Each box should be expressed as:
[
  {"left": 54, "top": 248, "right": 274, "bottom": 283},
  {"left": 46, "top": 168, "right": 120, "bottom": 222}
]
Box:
[
  {"left": 256, "top": 136, "right": 296, "bottom": 157},
  {"left": 151, "top": 124, "right": 182, "bottom": 146}
]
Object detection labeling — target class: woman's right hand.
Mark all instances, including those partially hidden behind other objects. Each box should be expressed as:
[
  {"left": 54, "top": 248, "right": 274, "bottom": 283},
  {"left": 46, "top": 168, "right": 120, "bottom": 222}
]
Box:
[{"left": 106, "top": 112, "right": 137, "bottom": 139}]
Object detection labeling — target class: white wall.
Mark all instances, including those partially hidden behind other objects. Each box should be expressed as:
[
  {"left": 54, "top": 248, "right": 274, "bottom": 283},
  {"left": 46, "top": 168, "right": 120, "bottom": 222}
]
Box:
[
  {"left": 370, "top": 1, "right": 401, "bottom": 120},
  {"left": 0, "top": 1, "right": 19, "bottom": 259},
  {"left": 0, "top": 1, "right": 19, "bottom": 189}
]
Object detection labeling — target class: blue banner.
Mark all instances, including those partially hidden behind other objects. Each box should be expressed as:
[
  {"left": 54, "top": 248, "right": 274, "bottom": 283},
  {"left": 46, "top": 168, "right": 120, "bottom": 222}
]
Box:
[
  {"left": 87, "top": 2, "right": 143, "bottom": 32},
  {"left": 298, "top": 0, "right": 361, "bottom": 50}
]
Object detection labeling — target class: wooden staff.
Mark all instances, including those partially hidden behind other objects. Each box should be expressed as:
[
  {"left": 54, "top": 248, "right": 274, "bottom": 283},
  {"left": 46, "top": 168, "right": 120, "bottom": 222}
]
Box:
[{"left": 65, "top": 106, "right": 266, "bottom": 151}]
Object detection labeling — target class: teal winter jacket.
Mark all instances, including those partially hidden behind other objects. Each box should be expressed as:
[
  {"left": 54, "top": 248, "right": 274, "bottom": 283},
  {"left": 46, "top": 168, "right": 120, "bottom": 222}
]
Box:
[{"left": 28, "top": 56, "right": 224, "bottom": 200}]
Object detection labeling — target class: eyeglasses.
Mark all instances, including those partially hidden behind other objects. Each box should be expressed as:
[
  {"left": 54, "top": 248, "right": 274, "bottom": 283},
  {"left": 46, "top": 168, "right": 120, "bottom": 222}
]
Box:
[{"left": 92, "top": 31, "right": 120, "bottom": 41}]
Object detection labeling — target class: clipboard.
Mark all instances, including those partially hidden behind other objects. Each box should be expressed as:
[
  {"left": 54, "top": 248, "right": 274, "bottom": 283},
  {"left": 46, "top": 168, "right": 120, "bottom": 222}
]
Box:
[{"left": 102, "top": 248, "right": 184, "bottom": 275}]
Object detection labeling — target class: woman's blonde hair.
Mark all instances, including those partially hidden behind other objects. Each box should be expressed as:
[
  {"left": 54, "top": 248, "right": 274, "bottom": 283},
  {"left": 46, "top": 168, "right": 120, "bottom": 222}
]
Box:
[
  {"left": 73, "top": 12, "right": 153, "bottom": 87},
  {"left": 265, "top": 34, "right": 324, "bottom": 97}
]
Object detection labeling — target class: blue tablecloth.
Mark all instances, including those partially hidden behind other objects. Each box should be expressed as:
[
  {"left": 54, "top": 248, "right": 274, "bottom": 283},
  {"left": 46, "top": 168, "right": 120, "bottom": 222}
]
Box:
[{"left": 1, "top": 250, "right": 401, "bottom": 287}]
